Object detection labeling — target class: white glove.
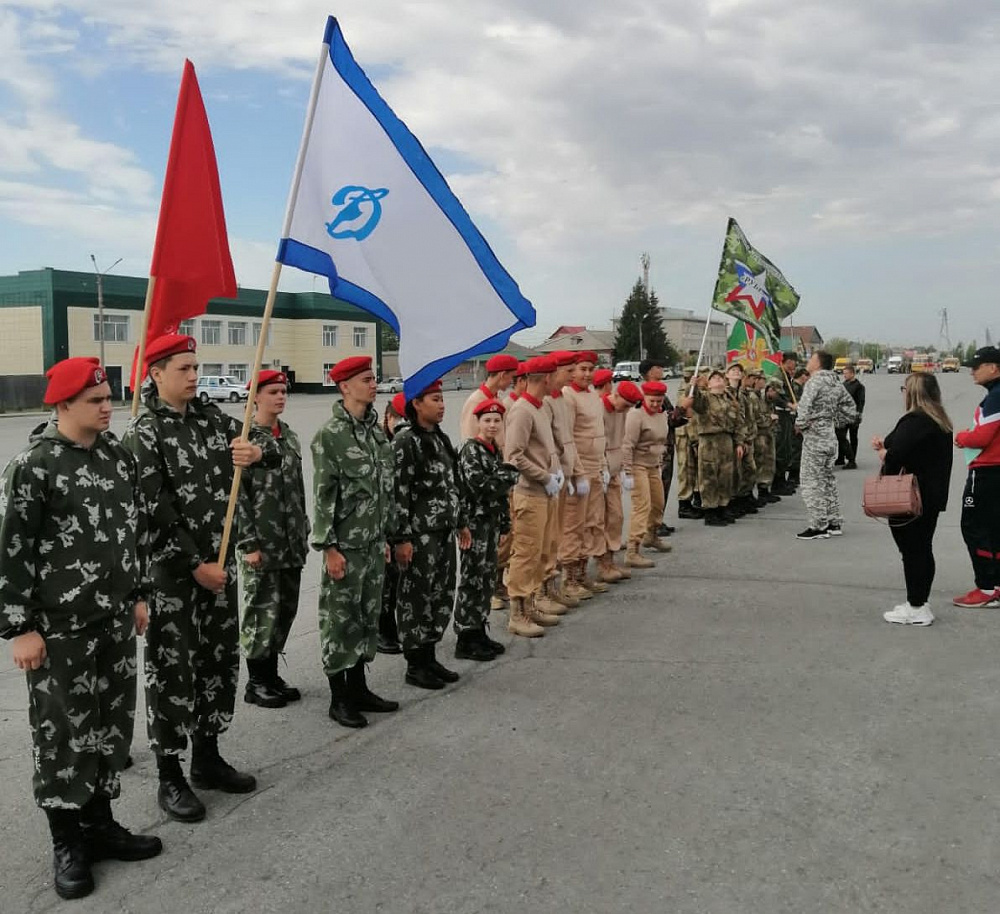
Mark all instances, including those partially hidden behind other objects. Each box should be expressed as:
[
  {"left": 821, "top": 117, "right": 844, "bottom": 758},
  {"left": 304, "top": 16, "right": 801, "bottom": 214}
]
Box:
[
  {"left": 575, "top": 477, "right": 591, "bottom": 497},
  {"left": 621, "top": 472, "right": 635, "bottom": 491},
  {"left": 567, "top": 478, "right": 575, "bottom": 496},
  {"left": 554, "top": 468, "right": 566, "bottom": 491},
  {"left": 544, "top": 474, "right": 561, "bottom": 497},
  {"left": 601, "top": 469, "right": 611, "bottom": 492}
]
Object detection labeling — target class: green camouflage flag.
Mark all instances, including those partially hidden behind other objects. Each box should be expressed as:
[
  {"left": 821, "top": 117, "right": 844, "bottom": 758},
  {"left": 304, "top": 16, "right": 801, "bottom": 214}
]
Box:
[{"left": 711, "top": 218, "right": 800, "bottom": 352}]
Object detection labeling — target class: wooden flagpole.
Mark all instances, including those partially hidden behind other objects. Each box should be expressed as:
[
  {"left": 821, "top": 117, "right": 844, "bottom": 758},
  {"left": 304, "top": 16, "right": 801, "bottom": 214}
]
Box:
[{"left": 130, "top": 276, "right": 157, "bottom": 417}]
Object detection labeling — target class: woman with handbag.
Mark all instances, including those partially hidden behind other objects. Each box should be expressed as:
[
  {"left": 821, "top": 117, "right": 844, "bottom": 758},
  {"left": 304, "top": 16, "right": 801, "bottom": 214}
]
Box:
[{"left": 871, "top": 373, "right": 954, "bottom": 625}]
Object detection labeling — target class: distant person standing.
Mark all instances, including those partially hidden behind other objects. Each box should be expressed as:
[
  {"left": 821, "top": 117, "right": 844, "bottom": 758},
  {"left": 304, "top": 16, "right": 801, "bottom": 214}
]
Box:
[
  {"left": 952, "top": 346, "right": 1000, "bottom": 608},
  {"left": 836, "top": 364, "right": 866, "bottom": 469},
  {"left": 872, "top": 374, "right": 953, "bottom": 625}
]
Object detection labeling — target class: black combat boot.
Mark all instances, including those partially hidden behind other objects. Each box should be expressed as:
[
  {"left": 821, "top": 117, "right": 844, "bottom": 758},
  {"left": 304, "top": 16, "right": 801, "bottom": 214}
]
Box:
[
  {"left": 244, "top": 657, "right": 287, "bottom": 708},
  {"left": 156, "top": 753, "right": 206, "bottom": 822},
  {"left": 480, "top": 625, "right": 506, "bottom": 656},
  {"left": 327, "top": 671, "right": 368, "bottom": 727},
  {"left": 740, "top": 494, "right": 759, "bottom": 514},
  {"left": 454, "top": 629, "right": 498, "bottom": 661},
  {"left": 270, "top": 653, "right": 301, "bottom": 702},
  {"left": 721, "top": 504, "right": 739, "bottom": 524},
  {"left": 80, "top": 795, "right": 163, "bottom": 862},
  {"left": 691, "top": 492, "right": 703, "bottom": 509},
  {"left": 426, "top": 644, "right": 460, "bottom": 683},
  {"left": 190, "top": 735, "right": 257, "bottom": 794},
  {"left": 346, "top": 659, "right": 399, "bottom": 713},
  {"left": 377, "top": 602, "right": 403, "bottom": 654},
  {"left": 677, "top": 499, "right": 704, "bottom": 519},
  {"left": 704, "top": 507, "right": 729, "bottom": 527},
  {"left": 404, "top": 646, "right": 446, "bottom": 690},
  {"left": 45, "top": 809, "right": 94, "bottom": 900}
]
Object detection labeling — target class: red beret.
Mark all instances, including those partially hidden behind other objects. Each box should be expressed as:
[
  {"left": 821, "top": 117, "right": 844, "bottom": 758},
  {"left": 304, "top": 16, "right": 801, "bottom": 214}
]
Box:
[
  {"left": 415, "top": 379, "right": 443, "bottom": 397},
  {"left": 328, "top": 356, "right": 372, "bottom": 384},
  {"left": 642, "top": 381, "right": 667, "bottom": 395},
  {"left": 617, "top": 380, "right": 643, "bottom": 404},
  {"left": 525, "top": 356, "right": 556, "bottom": 375},
  {"left": 473, "top": 397, "right": 506, "bottom": 417},
  {"left": 593, "top": 369, "right": 613, "bottom": 387},
  {"left": 485, "top": 354, "right": 518, "bottom": 373},
  {"left": 145, "top": 333, "right": 196, "bottom": 367},
  {"left": 390, "top": 392, "right": 407, "bottom": 416},
  {"left": 251, "top": 369, "right": 286, "bottom": 391},
  {"left": 551, "top": 350, "right": 577, "bottom": 367},
  {"left": 575, "top": 351, "right": 599, "bottom": 364},
  {"left": 44, "top": 357, "right": 108, "bottom": 405},
  {"left": 514, "top": 362, "right": 528, "bottom": 378}
]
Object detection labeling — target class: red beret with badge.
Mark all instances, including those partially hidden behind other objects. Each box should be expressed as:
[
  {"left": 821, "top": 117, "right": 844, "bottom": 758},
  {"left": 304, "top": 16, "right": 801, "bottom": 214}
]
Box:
[
  {"left": 144, "top": 333, "right": 197, "bottom": 368},
  {"left": 414, "top": 379, "right": 443, "bottom": 398},
  {"left": 485, "top": 354, "right": 518, "bottom": 373},
  {"left": 617, "top": 380, "right": 643, "bottom": 404},
  {"left": 551, "top": 350, "right": 577, "bottom": 367},
  {"left": 575, "top": 350, "right": 599, "bottom": 364},
  {"left": 251, "top": 369, "right": 287, "bottom": 391},
  {"left": 641, "top": 380, "right": 667, "bottom": 395},
  {"left": 593, "top": 368, "right": 613, "bottom": 387},
  {"left": 473, "top": 397, "right": 506, "bottom": 417},
  {"left": 328, "top": 356, "right": 373, "bottom": 384},
  {"left": 44, "top": 357, "right": 108, "bottom": 405}
]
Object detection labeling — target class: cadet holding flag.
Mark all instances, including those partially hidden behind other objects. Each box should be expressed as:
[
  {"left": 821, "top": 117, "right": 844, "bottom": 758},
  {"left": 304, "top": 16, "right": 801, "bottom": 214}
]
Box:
[
  {"left": 237, "top": 370, "right": 309, "bottom": 709},
  {"left": 2, "top": 359, "right": 161, "bottom": 900},
  {"left": 124, "top": 334, "right": 276, "bottom": 823},
  {"left": 311, "top": 356, "right": 399, "bottom": 728}
]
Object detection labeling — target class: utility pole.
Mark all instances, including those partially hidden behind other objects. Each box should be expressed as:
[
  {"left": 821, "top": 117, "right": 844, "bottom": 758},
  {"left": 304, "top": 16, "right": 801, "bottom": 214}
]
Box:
[
  {"left": 639, "top": 252, "right": 650, "bottom": 360},
  {"left": 90, "top": 254, "right": 122, "bottom": 367},
  {"left": 938, "top": 308, "right": 952, "bottom": 353}
]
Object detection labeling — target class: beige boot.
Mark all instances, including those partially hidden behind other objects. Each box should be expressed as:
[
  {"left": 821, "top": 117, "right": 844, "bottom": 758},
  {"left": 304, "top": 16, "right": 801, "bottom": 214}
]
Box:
[
  {"left": 613, "top": 552, "right": 632, "bottom": 579},
  {"left": 535, "top": 585, "right": 569, "bottom": 616},
  {"left": 563, "top": 562, "right": 592, "bottom": 602},
  {"left": 490, "top": 594, "right": 507, "bottom": 612},
  {"left": 580, "top": 559, "right": 609, "bottom": 594},
  {"left": 549, "top": 573, "right": 580, "bottom": 608},
  {"left": 626, "top": 542, "right": 656, "bottom": 568},
  {"left": 597, "top": 552, "right": 625, "bottom": 584},
  {"left": 642, "top": 533, "right": 673, "bottom": 554},
  {"left": 507, "top": 597, "right": 544, "bottom": 637},
  {"left": 526, "top": 594, "right": 560, "bottom": 627}
]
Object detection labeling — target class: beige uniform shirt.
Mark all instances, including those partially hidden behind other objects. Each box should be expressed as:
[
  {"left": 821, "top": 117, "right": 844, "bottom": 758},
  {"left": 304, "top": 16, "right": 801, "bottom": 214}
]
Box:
[
  {"left": 505, "top": 394, "right": 559, "bottom": 496},
  {"left": 546, "top": 391, "right": 580, "bottom": 479},
  {"left": 622, "top": 405, "right": 668, "bottom": 471},
  {"left": 602, "top": 396, "right": 627, "bottom": 476},
  {"left": 562, "top": 384, "right": 608, "bottom": 476}
]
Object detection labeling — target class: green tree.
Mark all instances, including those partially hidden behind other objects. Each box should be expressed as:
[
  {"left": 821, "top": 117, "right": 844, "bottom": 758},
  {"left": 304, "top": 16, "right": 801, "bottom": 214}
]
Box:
[
  {"left": 378, "top": 320, "right": 400, "bottom": 352},
  {"left": 953, "top": 341, "right": 964, "bottom": 358},
  {"left": 826, "top": 337, "right": 850, "bottom": 358},
  {"left": 613, "top": 280, "right": 679, "bottom": 365},
  {"left": 965, "top": 340, "right": 978, "bottom": 363}
]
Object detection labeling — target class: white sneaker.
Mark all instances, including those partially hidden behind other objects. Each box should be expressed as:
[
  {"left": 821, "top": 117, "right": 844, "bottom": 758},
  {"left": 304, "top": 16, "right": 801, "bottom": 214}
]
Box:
[{"left": 883, "top": 602, "right": 934, "bottom": 626}]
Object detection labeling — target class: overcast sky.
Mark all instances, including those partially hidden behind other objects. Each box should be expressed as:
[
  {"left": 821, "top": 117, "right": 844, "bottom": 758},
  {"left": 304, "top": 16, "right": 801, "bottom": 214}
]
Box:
[{"left": 2, "top": 1, "right": 998, "bottom": 349}]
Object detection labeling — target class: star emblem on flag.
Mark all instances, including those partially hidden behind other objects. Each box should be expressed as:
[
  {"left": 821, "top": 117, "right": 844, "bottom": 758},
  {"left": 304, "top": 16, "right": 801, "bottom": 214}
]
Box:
[{"left": 724, "top": 261, "right": 771, "bottom": 321}]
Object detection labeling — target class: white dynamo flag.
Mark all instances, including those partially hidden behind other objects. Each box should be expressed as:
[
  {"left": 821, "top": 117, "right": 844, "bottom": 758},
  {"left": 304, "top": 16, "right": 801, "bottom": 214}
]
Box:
[{"left": 277, "top": 17, "right": 536, "bottom": 397}]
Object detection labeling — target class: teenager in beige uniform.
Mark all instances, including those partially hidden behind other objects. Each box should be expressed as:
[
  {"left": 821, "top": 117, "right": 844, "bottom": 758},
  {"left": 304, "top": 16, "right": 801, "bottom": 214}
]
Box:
[
  {"left": 594, "top": 372, "right": 643, "bottom": 582},
  {"left": 560, "top": 351, "right": 610, "bottom": 596},
  {"left": 543, "top": 351, "right": 584, "bottom": 606},
  {"left": 623, "top": 380, "right": 672, "bottom": 566},
  {"left": 504, "top": 356, "right": 564, "bottom": 636}
]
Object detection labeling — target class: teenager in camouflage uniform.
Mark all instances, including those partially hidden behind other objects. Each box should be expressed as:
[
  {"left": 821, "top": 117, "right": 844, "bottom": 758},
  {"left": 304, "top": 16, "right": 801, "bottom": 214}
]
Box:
[
  {"left": 692, "top": 370, "right": 741, "bottom": 526},
  {"left": 753, "top": 373, "right": 781, "bottom": 505},
  {"left": 1, "top": 359, "right": 161, "bottom": 900},
  {"left": 377, "top": 392, "right": 408, "bottom": 654},
  {"left": 454, "top": 399, "right": 520, "bottom": 661},
  {"left": 725, "top": 363, "right": 759, "bottom": 516},
  {"left": 311, "top": 356, "right": 399, "bottom": 729},
  {"left": 393, "top": 380, "right": 472, "bottom": 689},
  {"left": 124, "top": 334, "right": 275, "bottom": 823},
  {"left": 676, "top": 368, "right": 703, "bottom": 519},
  {"left": 237, "top": 370, "right": 309, "bottom": 710},
  {"left": 773, "top": 353, "right": 800, "bottom": 494}
]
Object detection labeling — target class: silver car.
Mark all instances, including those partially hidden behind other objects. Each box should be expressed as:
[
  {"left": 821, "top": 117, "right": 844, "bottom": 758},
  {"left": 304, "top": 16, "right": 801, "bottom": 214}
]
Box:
[{"left": 197, "top": 376, "right": 249, "bottom": 403}]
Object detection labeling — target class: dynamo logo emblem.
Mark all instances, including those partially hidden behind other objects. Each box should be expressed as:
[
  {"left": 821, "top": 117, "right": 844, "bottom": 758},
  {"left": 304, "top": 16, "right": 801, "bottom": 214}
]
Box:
[{"left": 325, "top": 185, "right": 389, "bottom": 241}]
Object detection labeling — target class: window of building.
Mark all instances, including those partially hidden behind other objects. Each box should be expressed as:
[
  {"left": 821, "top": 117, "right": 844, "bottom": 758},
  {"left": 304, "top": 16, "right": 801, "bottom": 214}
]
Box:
[
  {"left": 323, "top": 363, "right": 337, "bottom": 386},
  {"left": 92, "top": 313, "right": 130, "bottom": 342},
  {"left": 228, "top": 321, "right": 247, "bottom": 346},
  {"left": 178, "top": 319, "right": 195, "bottom": 336},
  {"left": 228, "top": 364, "right": 249, "bottom": 382},
  {"left": 201, "top": 320, "right": 222, "bottom": 345},
  {"left": 201, "top": 363, "right": 223, "bottom": 376},
  {"left": 252, "top": 322, "right": 272, "bottom": 346},
  {"left": 322, "top": 324, "right": 338, "bottom": 347},
  {"left": 353, "top": 326, "right": 368, "bottom": 348}
]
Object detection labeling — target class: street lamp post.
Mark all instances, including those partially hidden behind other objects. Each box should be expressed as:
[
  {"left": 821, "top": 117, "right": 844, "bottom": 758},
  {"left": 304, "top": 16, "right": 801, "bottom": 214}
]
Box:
[{"left": 90, "top": 254, "right": 122, "bottom": 368}]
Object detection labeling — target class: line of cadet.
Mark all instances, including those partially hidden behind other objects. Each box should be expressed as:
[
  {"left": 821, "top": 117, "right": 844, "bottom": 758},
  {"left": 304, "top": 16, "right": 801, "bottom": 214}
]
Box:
[{"left": 0, "top": 335, "right": 808, "bottom": 902}]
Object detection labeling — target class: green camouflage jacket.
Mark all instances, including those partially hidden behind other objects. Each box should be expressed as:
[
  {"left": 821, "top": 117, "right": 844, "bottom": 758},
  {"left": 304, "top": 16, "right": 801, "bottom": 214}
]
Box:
[
  {"left": 237, "top": 419, "right": 310, "bottom": 569},
  {"left": 692, "top": 387, "right": 738, "bottom": 436},
  {"left": 123, "top": 393, "right": 280, "bottom": 571},
  {"left": 725, "top": 388, "right": 755, "bottom": 446},
  {"left": 392, "top": 422, "right": 466, "bottom": 543},
  {"left": 458, "top": 438, "right": 519, "bottom": 534},
  {"left": 311, "top": 401, "right": 394, "bottom": 553},
  {"left": 0, "top": 422, "right": 145, "bottom": 639}
]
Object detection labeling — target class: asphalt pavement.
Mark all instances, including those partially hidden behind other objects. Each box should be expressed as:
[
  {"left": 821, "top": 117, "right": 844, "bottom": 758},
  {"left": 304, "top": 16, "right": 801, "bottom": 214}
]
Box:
[{"left": 1, "top": 373, "right": 998, "bottom": 914}]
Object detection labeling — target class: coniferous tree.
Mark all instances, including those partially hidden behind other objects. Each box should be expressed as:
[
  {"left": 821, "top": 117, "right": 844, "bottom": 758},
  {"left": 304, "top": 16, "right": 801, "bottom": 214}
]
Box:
[{"left": 613, "top": 280, "right": 679, "bottom": 365}]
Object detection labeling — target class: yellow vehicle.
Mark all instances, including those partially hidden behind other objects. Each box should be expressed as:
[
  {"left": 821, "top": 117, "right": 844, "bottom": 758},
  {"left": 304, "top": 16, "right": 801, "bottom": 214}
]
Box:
[
  {"left": 910, "top": 354, "right": 934, "bottom": 373},
  {"left": 942, "top": 357, "right": 961, "bottom": 373},
  {"left": 834, "top": 357, "right": 852, "bottom": 374},
  {"left": 855, "top": 358, "right": 874, "bottom": 373}
]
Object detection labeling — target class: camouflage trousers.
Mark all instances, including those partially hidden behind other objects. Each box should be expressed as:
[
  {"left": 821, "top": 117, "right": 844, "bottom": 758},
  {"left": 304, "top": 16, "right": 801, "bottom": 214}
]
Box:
[
  {"left": 735, "top": 441, "right": 757, "bottom": 498},
  {"left": 319, "top": 542, "right": 384, "bottom": 677},
  {"left": 397, "top": 529, "right": 457, "bottom": 651},
  {"left": 454, "top": 519, "right": 501, "bottom": 634},
  {"left": 755, "top": 432, "right": 776, "bottom": 486},
  {"left": 800, "top": 433, "right": 843, "bottom": 530},
  {"left": 26, "top": 610, "right": 136, "bottom": 809},
  {"left": 238, "top": 563, "right": 303, "bottom": 660},
  {"left": 697, "top": 433, "right": 735, "bottom": 509},
  {"left": 775, "top": 412, "right": 794, "bottom": 481},
  {"left": 660, "top": 443, "right": 675, "bottom": 510},
  {"left": 145, "top": 564, "right": 239, "bottom": 755},
  {"left": 676, "top": 434, "right": 698, "bottom": 502}
]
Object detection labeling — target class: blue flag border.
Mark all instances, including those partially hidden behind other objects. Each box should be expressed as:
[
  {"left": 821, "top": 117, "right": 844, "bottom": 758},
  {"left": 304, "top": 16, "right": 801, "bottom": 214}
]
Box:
[{"left": 277, "top": 16, "right": 536, "bottom": 398}]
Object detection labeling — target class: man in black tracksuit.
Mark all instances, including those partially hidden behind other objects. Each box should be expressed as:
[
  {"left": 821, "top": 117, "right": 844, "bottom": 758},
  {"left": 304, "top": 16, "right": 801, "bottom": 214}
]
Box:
[{"left": 836, "top": 364, "right": 866, "bottom": 469}]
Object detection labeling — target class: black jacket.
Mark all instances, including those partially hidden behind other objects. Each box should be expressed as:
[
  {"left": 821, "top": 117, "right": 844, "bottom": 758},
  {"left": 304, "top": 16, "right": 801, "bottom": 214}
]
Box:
[
  {"left": 843, "top": 377, "right": 866, "bottom": 418},
  {"left": 883, "top": 411, "right": 953, "bottom": 513}
]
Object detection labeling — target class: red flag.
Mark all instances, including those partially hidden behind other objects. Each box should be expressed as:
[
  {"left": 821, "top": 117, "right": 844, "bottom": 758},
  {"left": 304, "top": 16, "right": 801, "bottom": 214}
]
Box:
[{"left": 133, "top": 60, "right": 236, "bottom": 383}]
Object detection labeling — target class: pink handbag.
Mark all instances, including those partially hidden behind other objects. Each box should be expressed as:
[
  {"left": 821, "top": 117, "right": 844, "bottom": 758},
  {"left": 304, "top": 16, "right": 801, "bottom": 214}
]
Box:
[{"left": 862, "top": 468, "right": 922, "bottom": 519}]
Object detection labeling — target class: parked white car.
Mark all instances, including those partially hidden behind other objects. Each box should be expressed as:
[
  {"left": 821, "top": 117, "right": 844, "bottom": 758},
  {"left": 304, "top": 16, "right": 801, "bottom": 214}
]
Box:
[
  {"left": 377, "top": 376, "right": 404, "bottom": 393},
  {"left": 197, "top": 376, "right": 249, "bottom": 403}
]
